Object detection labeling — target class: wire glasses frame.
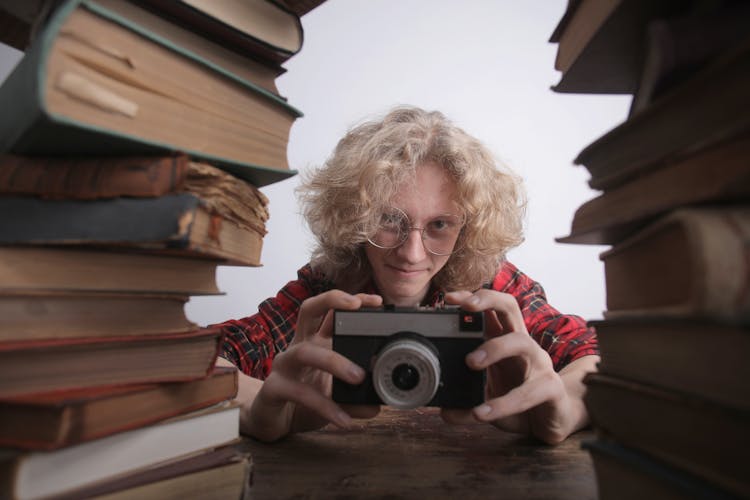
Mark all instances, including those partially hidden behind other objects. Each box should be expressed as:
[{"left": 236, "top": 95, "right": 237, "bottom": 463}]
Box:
[{"left": 367, "top": 207, "right": 465, "bottom": 256}]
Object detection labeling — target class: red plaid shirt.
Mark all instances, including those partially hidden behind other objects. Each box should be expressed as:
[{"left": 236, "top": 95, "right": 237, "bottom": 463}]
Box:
[{"left": 217, "top": 261, "right": 598, "bottom": 379}]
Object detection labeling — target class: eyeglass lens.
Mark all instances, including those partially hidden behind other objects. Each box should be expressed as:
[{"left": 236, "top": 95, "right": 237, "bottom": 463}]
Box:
[{"left": 368, "top": 208, "right": 463, "bottom": 255}]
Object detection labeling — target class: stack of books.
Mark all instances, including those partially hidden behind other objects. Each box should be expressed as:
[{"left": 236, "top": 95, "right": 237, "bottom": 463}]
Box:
[
  {"left": 550, "top": 1, "right": 750, "bottom": 498},
  {"left": 0, "top": 0, "right": 324, "bottom": 497}
]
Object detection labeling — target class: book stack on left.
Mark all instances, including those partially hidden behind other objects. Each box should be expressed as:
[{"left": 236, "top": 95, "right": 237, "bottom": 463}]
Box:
[
  {"left": 550, "top": 1, "right": 750, "bottom": 499},
  {"left": 0, "top": 0, "right": 324, "bottom": 498}
]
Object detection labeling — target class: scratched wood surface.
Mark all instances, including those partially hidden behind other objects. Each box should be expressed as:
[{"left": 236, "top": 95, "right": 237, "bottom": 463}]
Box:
[{"left": 240, "top": 408, "right": 597, "bottom": 499}]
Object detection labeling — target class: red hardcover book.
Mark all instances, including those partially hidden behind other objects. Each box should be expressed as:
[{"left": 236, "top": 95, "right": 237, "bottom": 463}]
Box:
[
  {"left": 0, "top": 326, "right": 224, "bottom": 398},
  {"left": 0, "top": 366, "right": 238, "bottom": 450}
]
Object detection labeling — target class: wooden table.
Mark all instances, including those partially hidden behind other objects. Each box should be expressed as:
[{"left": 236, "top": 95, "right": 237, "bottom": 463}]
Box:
[{"left": 241, "top": 408, "right": 598, "bottom": 499}]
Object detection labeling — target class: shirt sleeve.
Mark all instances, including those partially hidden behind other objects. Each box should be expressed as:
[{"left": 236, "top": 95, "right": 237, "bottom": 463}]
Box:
[
  {"left": 491, "top": 261, "right": 599, "bottom": 371},
  {"left": 213, "top": 264, "right": 329, "bottom": 379}
]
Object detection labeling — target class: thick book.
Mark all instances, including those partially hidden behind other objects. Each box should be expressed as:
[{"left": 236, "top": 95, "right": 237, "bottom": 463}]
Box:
[
  {"left": 136, "top": 0, "right": 303, "bottom": 65},
  {"left": 94, "top": 0, "right": 286, "bottom": 97},
  {"left": 0, "top": 246, "right": 220, "bottom": 296},
  {"left": 58, "top": 445, "right": 252, "bottom": 500},
  {"left": 0, "top": 153, "right": 271, "bottom": 237},
  {"left": 549, "top": 0, "right": 688, "bottom": 94},
  {"left": 0, "top": 291, "right": 197, "bottom": 341},
  {"left": 585, "top": 373, "right": 749, "bottom": 498},
  {"left": 0, "top": 193, "right": 265, "bottom": 266},
  {"left": 600, "top": 206, "right": 750, "bottom": 324},
  {"left": 583, "top": 438, "right": 738, "bottom": 500},
  {"left": 0, "top": 154, "right": 270, "bottom": 237},
  {"left": 574, "top": 39, "right": 750, "bottom": 190},
  {"left": 590, "top": 317, "right": 750, "bottom": 412},
  {"left": 557, "top": 133, "right": 750, "bottom": 245},
  {"left": 0, "top": 326, "right": 223, "bottom": 397},
  {"left": 629, "top": 4, "right": 750, "bottom": 116},
  {"left": 0, "top": 366, "right": 238, "bottom": 450},
  {"left": 0, "top": 401, "right": 240, "bottom": 500},
  {"left": 0, "top": 153, "right": 188, "bottom": 199},
  {"left": 0, "top": 0, "right": 300, "bottom": 187},
  {"left": 278, "top": 0, "right": 327, "bottom": 17}
]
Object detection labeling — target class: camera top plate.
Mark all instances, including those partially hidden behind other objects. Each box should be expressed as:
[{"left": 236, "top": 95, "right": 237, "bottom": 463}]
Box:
[{"left": 334, "top": 306, "right": 484, "bottom": 339}]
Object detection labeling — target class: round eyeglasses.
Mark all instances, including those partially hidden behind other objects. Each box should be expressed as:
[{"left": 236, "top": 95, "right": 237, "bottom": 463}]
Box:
[{"left": 367, "top": 207, "right": 464, "bottom": 256}]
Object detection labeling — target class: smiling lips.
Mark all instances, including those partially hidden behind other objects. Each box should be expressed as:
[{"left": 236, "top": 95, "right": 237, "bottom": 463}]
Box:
[{"left": 388, "top": 264, "right": 427, "bottom": 277}]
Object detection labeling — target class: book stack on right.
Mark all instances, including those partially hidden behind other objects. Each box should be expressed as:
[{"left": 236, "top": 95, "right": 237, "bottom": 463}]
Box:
[
  {"left": 551, "top": 1, "right": 750, "bottom": 498},
  {"left": 0, "top": 0, "right": 324, "bottom": 498}
]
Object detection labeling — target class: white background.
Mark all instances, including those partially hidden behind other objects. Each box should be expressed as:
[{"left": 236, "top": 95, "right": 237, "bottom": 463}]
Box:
[{"left": 0, "top": 0, "right": 630, "bottom": 325}]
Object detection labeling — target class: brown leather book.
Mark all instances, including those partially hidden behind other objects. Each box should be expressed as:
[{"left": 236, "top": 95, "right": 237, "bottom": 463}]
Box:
[
  {"left": 0, "top": 153, "right": 269, "bottom": 236},
  {"left": 0, "top": 326, "right": 224, "bottom": 398},
  {"left": 599, "top": 206, "right": 750, "bottom": 324},
  {"left": 0, "top": 153, "right": 188, "bottom": 199},
  {"left": 0, "top": 366, "right": 238, "bottom": 450},
  {"left": 585, "top": 373, "right": 748, "bottom": 498},
  {"left": 557, "top": 134, "right": 750, "bottom": 246}
]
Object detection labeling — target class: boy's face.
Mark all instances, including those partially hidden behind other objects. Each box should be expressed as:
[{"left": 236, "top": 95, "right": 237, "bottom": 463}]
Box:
[{"left": 365, "top": 161, "right": 460, "bottom": 306}]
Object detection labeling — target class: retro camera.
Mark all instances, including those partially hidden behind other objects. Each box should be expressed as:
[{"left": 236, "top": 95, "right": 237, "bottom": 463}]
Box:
[{"left": 332, "top": 306, "right": 485, "bottom": 409}]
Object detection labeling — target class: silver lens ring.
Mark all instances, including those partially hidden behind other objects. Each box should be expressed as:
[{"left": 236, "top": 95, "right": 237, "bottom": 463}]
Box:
[{"left": 372, "top": 338, "right": 440, "bottom": 409}]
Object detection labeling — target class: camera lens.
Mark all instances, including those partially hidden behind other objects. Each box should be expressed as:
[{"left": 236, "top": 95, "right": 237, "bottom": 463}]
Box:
[
  {"left": 392, "top": 363, "right": 420, "bottom": 391},
  {"left": 372, "top": 336, "right": 440, "bottom": 409}
]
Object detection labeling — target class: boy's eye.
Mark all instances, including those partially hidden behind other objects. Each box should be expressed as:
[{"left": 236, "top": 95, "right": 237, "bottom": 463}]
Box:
[
  {"left": 429, "top": 219, "right": 449, "bottom": 231},
  {"left": 427, "top": 217, "right": 458, "bottom": 232}
]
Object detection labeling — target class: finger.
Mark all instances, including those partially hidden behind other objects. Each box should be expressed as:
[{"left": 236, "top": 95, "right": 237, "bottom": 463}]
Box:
[
  {"left": 274, "top": 342, "right": 366, "bottom": 385},
  {"left": 259, "top": 374, "right": 353, "bottom": 429},
  {"left": 353, "top": 293, "right": 383, "bottom": 308},
  {"left": 445, "top": 290, "right": 527, "bottom": 339},
  {"left": 472, "top": 370, "right": 563, "bottom": 422},
  {"left": 443, "top": 290, "right": 473, "bottom": 305},
  {"left": 440, "top": 407, "right": 478, "bottom": 425},
  {"left": 296, "top": 290, "right": 361, "bottom": 339},
  {"left": 316, "top": 293, "right": 382, "bottom": 341},
  {"left": 316, "top": 309, "right": 336, "bottom": 343},
  {"left": 465, "top": 331, "right": 546, "bottom": 371},
  {"left": 478, "top": 290, "right": 526, "bottom": 335}
]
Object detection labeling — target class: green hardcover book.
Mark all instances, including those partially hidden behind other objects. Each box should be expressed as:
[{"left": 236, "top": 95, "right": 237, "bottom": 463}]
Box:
[
  {"left": 0, "top": 0, "right": 300, "bottom": 187},
  {"left": 0, "top": 193, "right": 265, "bottom": 266}
]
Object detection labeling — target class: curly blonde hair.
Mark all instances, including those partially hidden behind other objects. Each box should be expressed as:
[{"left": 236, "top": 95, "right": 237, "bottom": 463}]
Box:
[{"left": 297, "top": 106, "right": 526, "bottom": 292}]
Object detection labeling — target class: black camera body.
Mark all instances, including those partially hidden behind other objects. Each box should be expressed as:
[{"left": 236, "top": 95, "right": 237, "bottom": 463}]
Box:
[{"left": 332, "top": 306, "right": 485, "bottom": 409}]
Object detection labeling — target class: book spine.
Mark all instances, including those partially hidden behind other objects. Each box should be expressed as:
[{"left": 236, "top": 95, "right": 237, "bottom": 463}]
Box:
[
  {"left": 576, "top": 43, "right": 750, "bottom": 190},
  {"left": 0, "top": 154, "right": 189, "bottom": 199},
  {"left": 602, "top": 207, "right": 750, "bottom": 323},
  {"left": 0, "top": 193, "right": 199, "bottom": 245}
]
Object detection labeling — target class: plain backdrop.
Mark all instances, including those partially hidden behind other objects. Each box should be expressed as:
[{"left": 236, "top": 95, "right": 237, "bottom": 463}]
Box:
[{"left": 0, "top": 0, "right": 630, "bottom": 325}]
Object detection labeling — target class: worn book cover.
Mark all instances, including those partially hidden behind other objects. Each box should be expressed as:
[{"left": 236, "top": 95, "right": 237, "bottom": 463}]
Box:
[
  {"left": 55, "top": 445, "right": 252, "bottom": 500},
  {"left": 0, "top": 326, "right": 224, "bottom": 397},
  {"left": 135, "top": 0, "right": 303, "bottom": 64},
  {"left": 550, "top": 0, "right": 688, "bottom": 94},
  {"left": 0, "top": 193, "right": 265, "bottom": 266},
  {"left": 96, "top": 0, "right": 286, "bottom": 96},
  {"left": 590, "top": 317, "right": 749, "bottom": 412},
  {"left": 583, "top": 438, "right": 738, "bottom": 500},
  {"left": 0, "top": 401, "right": 240, "bottom": 500},
  {"left": 557, "top": 134, "right": 750, "bottom": 245},
  {"left": 0, "top": 291, "right": 198, "bottom": 341},
  {"left": 600, "top": 206, "right": 750, "bottom": 324},
  {"left": 0, "top": 246, "right": 222, "bottom": 296},
  {"left": 585, "top": 374, "right": 748, "bottom": 498},
  {"left": 573, "top": 38, "right": 750, "bottom": 190},
  {"left": 0, "top": 366, "right": 238, "bottom": 450},
  {"left": 0, "top": 0, "right": 300, "bottom": 187}
]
